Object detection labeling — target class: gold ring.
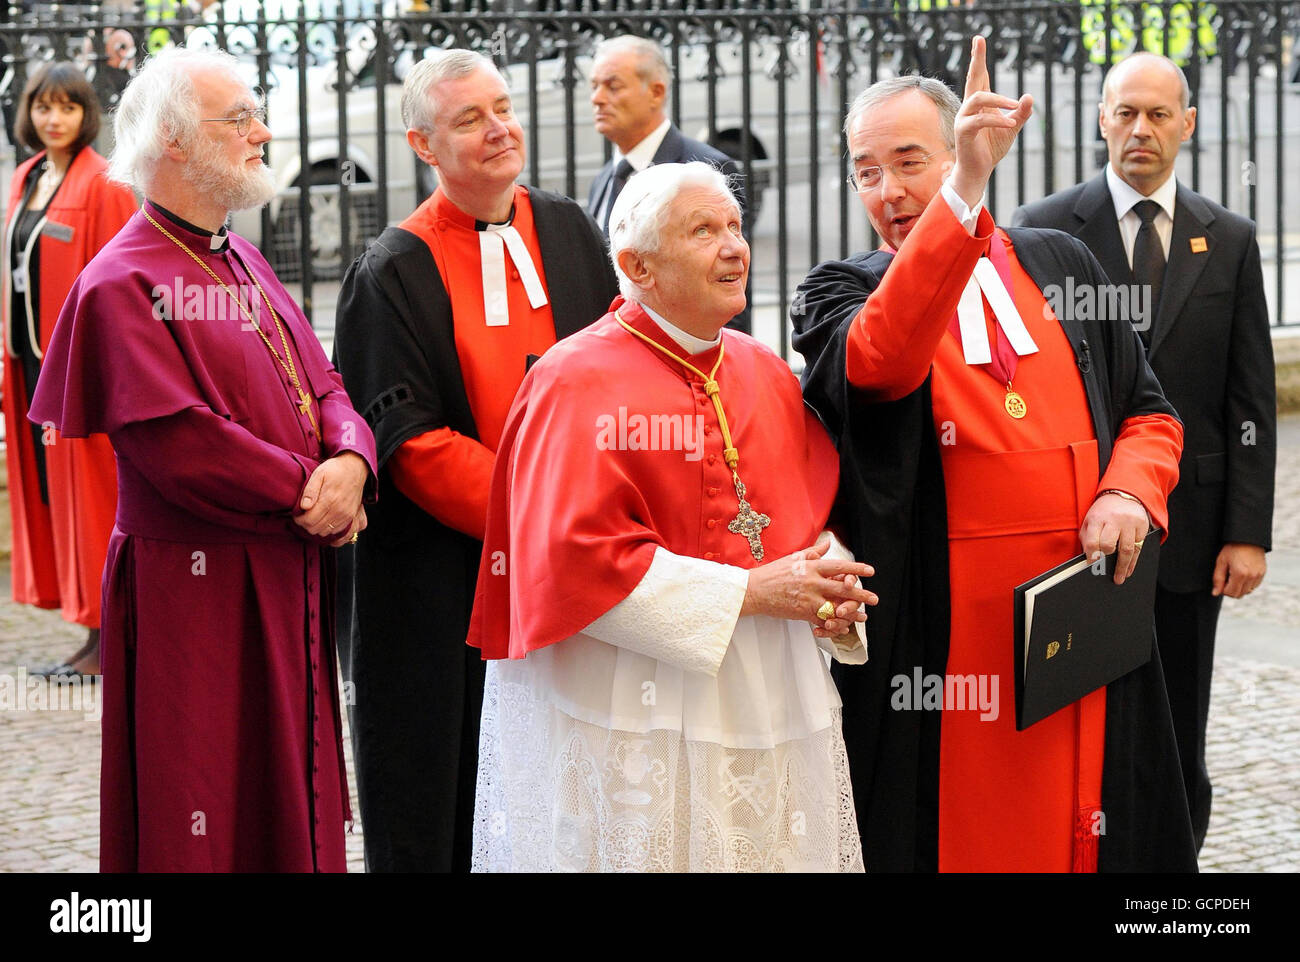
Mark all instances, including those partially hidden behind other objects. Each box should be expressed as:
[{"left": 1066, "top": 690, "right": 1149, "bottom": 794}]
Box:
[
  {"left": 1133, "top": 540, "right": 1145, "bottom": 549},
  {"left": 816, "top": 601, "right": 836, "bottom": 621},
  {"left": 350, "top": 532, "right": 359, "bottom": 544}
]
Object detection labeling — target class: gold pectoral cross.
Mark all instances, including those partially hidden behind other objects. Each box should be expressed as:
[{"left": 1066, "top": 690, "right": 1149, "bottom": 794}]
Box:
[
  {"left": 298, "top": 387, "right": 322, "bottom": 441},
  {"left": 727, "top": 476, "right": 771, "bottom": 561}
]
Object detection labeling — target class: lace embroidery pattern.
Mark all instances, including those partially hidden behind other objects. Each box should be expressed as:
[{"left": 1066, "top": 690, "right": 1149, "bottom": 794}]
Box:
[
  {"left": 473, "top": 666, "right": 864, "bottom": 873},
  {"left": 582, "top": 548, "right": 747, "bottom": 676}
]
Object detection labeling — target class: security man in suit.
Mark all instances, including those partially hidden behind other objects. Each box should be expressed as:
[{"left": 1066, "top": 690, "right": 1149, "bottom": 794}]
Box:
[
  {"left": 587, "top": 34, "right": 750, "bottom": 331},
  {"left": 1014, "top": 52, "right": 1276, "bottom": 853}
]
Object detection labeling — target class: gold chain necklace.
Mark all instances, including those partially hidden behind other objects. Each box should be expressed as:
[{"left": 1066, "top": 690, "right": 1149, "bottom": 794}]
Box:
[
  {"left": 616, "top": 308, "right": 771, "bottom": 560},
  {"left": 143, "top": 208, "right": 321, "bottom": 442}
]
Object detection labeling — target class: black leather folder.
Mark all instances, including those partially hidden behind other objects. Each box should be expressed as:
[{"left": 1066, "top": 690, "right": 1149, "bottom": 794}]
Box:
[{"left": 1013, "top": 538, "right": 1161, "bottom": 730}]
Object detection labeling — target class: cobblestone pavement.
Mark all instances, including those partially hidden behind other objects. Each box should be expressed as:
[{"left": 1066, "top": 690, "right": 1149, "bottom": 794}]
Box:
[
  {"left": 1, "top": 418, "right": 1297, "bottom": 873},
  {"left": 0, "top": 600, "right": 365, "bottom": 873}
]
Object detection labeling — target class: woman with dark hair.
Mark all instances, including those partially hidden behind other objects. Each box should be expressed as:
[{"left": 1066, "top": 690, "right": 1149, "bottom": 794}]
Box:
[{"left": 3, "top": 61, "right": 137, "bottom": 677}]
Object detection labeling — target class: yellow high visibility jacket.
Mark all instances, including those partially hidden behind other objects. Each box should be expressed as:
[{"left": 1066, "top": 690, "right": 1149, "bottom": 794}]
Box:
[
  {"left": 1079, "top": 0, "right": 1218, "bottom": 66},
  {"left": 143, "top": 0, "right": 200, "bottom": 53}
]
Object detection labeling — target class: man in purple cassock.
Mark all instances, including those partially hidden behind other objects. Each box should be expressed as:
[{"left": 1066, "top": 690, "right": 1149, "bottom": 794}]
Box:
[{"left": 30, "top": 47, "right": 377, "bottom": 872}]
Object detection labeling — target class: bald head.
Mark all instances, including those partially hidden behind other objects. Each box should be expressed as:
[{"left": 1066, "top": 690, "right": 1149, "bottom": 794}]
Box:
[
  {"left": 1102, "top": 52, "right": 1191, "bottom": 112},
  {"left": 1098, "top": 51, "right": 1196, "bottom": 195}
]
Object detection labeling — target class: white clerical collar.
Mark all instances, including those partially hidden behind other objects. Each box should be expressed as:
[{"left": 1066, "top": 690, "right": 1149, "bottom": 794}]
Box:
[
  {"left": 615, "top": 118, "right": 673, "bottom": 173},
  {"left": 478, "top": 216, "right": 548, "bottom": 327},
  {"left": 1107, "top": 163, "right": 1177, "bottom": 223},
  {"left": 955, "top": 250, "right": 1039, "bottom": 366},
  {"left": 933, "top": 180, "right": 1037, "bottom": 366},
  {"left": 639, "top": 302, "right": 721, "bottom": 355},
  {"left": 148, "top": 200, "right": 230, "bottom": 253}
]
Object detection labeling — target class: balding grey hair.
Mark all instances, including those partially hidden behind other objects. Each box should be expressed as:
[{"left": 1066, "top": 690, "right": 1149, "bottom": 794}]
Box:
[
  {"left": 1101, "top": 52, "right": 1192, "bottom": 112},
  {"left": 108, "top": 45, "right": 248, "bottom": 191},
  {"left": 593, "top": 35, "right": 672, "bottom": 89},
  {"left": 844, "top": 75, "right": 960, "bottom": 147},
  {"left": 609, "top": 161, "right": 738, "bottom": 301},
  {"left": 401, "top": 49, "right": 506, "bottom": 133}
]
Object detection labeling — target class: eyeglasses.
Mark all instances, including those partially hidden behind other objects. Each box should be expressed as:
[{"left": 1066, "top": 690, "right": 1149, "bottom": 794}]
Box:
[
  {"left": 847, "top": 148, "right": 950, "bottom": 192},
  {"left": 199, "top": 104, "right": 268, "bottom": 138}
]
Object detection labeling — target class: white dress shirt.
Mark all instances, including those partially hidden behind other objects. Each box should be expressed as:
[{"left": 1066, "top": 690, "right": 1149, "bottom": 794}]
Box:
[
  {"left": 598, "top": 118, "right": 673, "bottom": 225},
  {"left": 1107, "top": 163, "right": 1177, "bottom": 266},
  {"left": 617, "top": 116, "right": 673, "bottom": 173}
]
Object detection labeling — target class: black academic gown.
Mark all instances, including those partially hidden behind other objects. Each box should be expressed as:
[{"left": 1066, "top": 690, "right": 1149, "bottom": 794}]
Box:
[
  {"left": 332, "top": 187, "right": 618, "bottom": 872},
  {"left": 793, "top": 226, "right": 1198, "bottom": 873}
]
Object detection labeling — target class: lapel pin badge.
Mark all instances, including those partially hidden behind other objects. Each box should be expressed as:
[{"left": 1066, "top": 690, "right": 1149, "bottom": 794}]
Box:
[{"left": 1190, "top": 237, "right": 1208, "bottom": 253}]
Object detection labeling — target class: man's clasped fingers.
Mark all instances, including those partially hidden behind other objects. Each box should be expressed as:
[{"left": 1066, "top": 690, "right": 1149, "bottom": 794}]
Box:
[
  {"left": 741, "top": 549, "right": 875, "bottom": 625},
  {"left": 809, "top": 572, "right": 876, "bottom": 637},
  {"left": 809, "top": 567, "right": 876, "bottom": 608},
  {"left": 326, "top": 507, "right": 368, "bottom": 548},
  {"left": 297, "top": 453, "right": 368, "bottom": 536}
]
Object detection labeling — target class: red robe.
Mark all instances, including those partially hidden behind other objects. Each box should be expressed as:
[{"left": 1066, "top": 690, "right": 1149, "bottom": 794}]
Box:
[
  {"left": 2, "top": 147, "right": 135, "bottom": 627},
  {"left": 468, "top": 297, "right": 840, "bottom": 660},
  {"left": 30, "top": 203, "right": 377, "bottom": 872},
  {"left": 845, "top": 199, "right": 1183, "bottom": 871},
  {"left": 385, "top": 186, "right": 557, "bottom": 540}
]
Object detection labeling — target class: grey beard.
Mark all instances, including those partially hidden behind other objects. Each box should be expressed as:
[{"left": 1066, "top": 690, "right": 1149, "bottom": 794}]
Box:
[{"left": 183, "top": 153, "right": 278, "bottom": 213}]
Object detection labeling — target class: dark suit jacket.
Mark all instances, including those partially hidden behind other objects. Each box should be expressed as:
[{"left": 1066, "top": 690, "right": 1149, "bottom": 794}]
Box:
[
  {"left": 1014, "top": 173, "right": 1275, "bottom": 592},
  {"left": 587, "top": 122, "right": 747, "bottom": 219}
]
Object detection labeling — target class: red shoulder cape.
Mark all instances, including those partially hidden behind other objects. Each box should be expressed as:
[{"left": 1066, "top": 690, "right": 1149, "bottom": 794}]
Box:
[{"left": 467, "top": 298, "right": 839, "bottom": 660}]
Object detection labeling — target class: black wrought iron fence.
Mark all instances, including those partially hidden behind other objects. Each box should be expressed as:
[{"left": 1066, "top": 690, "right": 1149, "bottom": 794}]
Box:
[{"left": 3, "top": 1, "right": 1297, "bottom": 350}]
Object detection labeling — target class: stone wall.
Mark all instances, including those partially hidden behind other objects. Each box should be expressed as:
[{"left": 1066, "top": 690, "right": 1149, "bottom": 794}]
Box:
[{"left": 1275, "top": 333, "right": 1300, "bottom": 416}]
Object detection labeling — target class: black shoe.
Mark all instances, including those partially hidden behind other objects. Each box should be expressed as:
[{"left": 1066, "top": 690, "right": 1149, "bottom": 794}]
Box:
[{"left": 29, "top": 663, "right": 98, "bottom": 681}]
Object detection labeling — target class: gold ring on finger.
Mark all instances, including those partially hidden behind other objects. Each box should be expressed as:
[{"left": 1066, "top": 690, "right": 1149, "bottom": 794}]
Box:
[
  {"left": 816, "top": 601, "right": 836, "bottom": 621},
  {"left": 1133, "top": 540, "right": 1145, "bottom": 549}
]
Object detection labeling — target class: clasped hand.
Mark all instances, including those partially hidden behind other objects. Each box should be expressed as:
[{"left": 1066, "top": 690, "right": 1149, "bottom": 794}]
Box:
[
  {"left": 741, "top": 537, "right": 878, "bottom": 638},
  {"left": 295, "top": 451, "right": 369, "bottom": 546}
]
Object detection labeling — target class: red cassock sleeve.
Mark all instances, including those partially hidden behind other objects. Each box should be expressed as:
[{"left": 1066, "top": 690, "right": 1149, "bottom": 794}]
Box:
[
  {"left": 1097, "top": 413, "right": 1184, "bottom": 538},
  {"left": 846, "top": 199, "right": 995, "bottom": 399},
  {"left": 388, "top": 427, "right": 495, "bottom": 541}
]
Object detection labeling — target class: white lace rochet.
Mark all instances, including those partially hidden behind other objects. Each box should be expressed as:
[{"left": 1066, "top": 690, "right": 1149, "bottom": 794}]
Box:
[{"left": 472, "top": 543, "right": 866, "bottom": 872}]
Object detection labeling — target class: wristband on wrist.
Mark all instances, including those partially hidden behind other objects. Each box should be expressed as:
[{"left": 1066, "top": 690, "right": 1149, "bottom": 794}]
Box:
[
  {"left": 1098, "top": 488, "right": 1152, "bottom": 525},
  {"left": 1098, "top": 488, "right": 1139, "bottom": 503}
]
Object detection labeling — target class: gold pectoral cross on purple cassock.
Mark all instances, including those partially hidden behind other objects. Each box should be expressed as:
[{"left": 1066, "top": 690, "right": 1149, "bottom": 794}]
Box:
[{"left": 297, "top": 387, "right": 321, "bottom": 441}]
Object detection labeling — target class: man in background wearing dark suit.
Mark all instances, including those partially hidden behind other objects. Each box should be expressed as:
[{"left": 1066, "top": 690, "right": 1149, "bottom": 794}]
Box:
[
  {"left": 588, "top": 35, "right": 750, "bottom": 330},
  {"left": 1015, "top": 51, "right": 1276, "bottom": 853}
]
